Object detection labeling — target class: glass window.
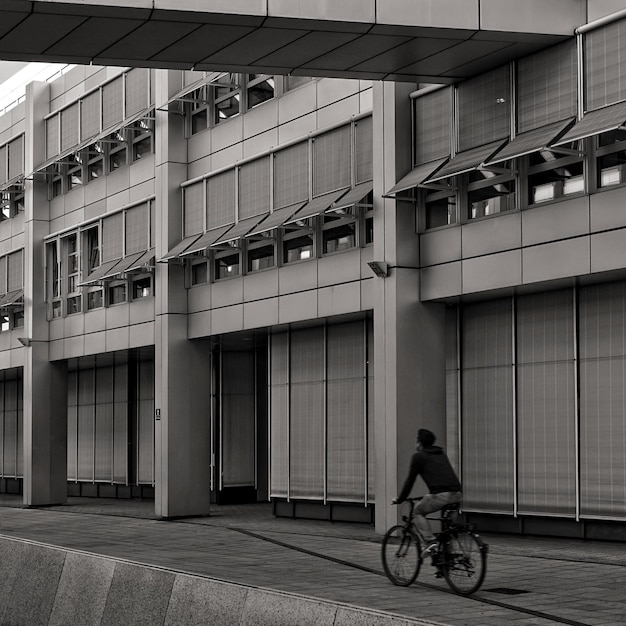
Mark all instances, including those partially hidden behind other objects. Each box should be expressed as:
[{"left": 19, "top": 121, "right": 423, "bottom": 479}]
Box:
[
  {"left": 595, "top": 129, "right": 626, "bottom": 189},
  {"left": 191, "top": 260, "right": 208, "bottom": 285},
  {"left": 66, "top": 154, "right": 83, "bottom": 190},
  {"left": 322, "top": 208, "right": 357, "bottom": 254},
  {"left": 467, "top": 167, "right": 516, "bottom": 219},
  {"left": 108, "top": 281, "right": 127, "bottom": 305},
  {"left": 528, "top": 144, "right": 584, "bottom": 204},
  {"left": 247, "top": 75, "right": 275, "bottom": 109},
  {"left": 282, "top": 220, "right": 314, "bottom": 263},
  {"left": 12, "top": 308, "right": 23, "bottom": 328},
  {"left": 247, "top": 234, "right": 275, "bottom": 272},
  {"left": 424, "top": 189, "right": 457, "bottom": 229},
  {"left": 214, "top": 74, "right": 240, "bottom": 123},
  {"left": 132, "top": 275, "right": 152, "bottom": 299},
  {"left": 214, "top": 247, "right": 240, "bottom": 279},
  {"left": 87, "top": 144, "right": 104, "bottom": 181},
  {"left": 87, "top": 289, "right": 103, "bottom": 310}
]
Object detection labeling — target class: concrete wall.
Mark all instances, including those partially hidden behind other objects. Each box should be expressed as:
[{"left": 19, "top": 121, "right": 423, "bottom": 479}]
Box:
[{"left": 0, "top": 535, "right": 427, "bottom": 626}]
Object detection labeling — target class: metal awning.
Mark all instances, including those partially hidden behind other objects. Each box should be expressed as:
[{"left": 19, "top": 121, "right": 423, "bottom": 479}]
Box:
[
  {"left": 160, "top": 72, "right": 230, "bottom": 110},
  {"left": 100, "top": 251, "right": 145, "bottom": 280},
  {"left": 246, "top": 203, "right": 306, "bottom": 237},
  {"left": 0, "top": 289, "right": 23, "bottom": 307},
  {"left": 160, "top": 234, "right": 202, "bottom": 261},
  {"left": 426, "top": 139, "right": 508, "bottom": 183},
  {"left": 384, "top": 159, "right": 449, "bottom": 196},
  {"left": 179, "top": 224, "right": 234, "bottom": 257},
  {"left": 485, "top": 118, "right": 576, "bottom": 165},
  {"left": 211, "top": 215, "right": 267, "bottom": 247},
  {"left": 126, "top": 249, "right": 155, "bottom": 272},
  {"left": 330, "top": 181, "right": 373, "bottom": 210},
  {"left": 554, "top": 100, "right": 626, "bottom": 146},
  {"left": 285, "top": 188, "right": 349, "bottom": 224},
  {"left": 0, "top": 175, "right": 25, "bottom": 193},
  {"left": 79, "top": 258, "right": 123, "bottom": 286}
]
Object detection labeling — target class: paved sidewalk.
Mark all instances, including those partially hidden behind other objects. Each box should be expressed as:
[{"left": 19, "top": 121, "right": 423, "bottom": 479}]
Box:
[{"left": 1, "top": 495, "right": 625, "bottom": 625}]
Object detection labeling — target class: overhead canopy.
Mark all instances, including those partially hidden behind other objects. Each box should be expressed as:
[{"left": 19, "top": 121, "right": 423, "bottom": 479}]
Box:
[
  {"left": 330, "top": 181, "right": 373, "bottom": 210},
  {"left": 246, "top": 202, "right": 305, "bottom": 237},
  {"left": 285, "top": 188, "right": 349, "bottom": 224},
  {"left": 160, "top": 234, "right": 202, "bottom": 261},
  {"left": 384, "top": 158, "right": 449, "bottom": 196},
  {"left": 554, "top": 100, "right": 626, "bottom": 146},
  {"left": 179, "top": 224, "right": 234, "bottom": 257},
  {"left": 211, "top": 215, "right": 267, "bottom": 247},
  {"left": 100, "top": 251, "right": 145, "bottom": 280},
  {"left": 485, "top": 118, "right": 576, "bottom": 165},
  {"left": 426, "top": 139, "right": 508, "bottom": 182},
  {"left": 79, "top": 258, "right": 122, "bottom": 285}
]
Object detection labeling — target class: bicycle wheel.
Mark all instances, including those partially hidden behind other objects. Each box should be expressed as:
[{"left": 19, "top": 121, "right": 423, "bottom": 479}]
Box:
[
  {"left": 441, "top": 529, "right": 487, "bottom": 595},
  {"left": 381, "top": 525, "right": 422, "bottom": 586}
]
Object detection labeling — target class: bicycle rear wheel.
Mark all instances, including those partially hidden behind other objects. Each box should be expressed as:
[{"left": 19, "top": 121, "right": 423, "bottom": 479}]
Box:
[
  {"left": 381, "top": 525, "right": 422, "bottom": 586},
  {"left": 441, "top": 529, "right": 487, "bottom": 595}
]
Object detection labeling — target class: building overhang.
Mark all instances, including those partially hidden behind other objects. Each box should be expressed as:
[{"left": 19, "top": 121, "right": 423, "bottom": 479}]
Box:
[{"left": 0, "top": 0, "right": 585, "bottom": 83}]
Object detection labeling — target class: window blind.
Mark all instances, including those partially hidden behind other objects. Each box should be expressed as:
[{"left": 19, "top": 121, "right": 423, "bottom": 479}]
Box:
[
  {"left": 274, "top": 141, "right": 309, "bottom": 209},
  {"left": 61, "top": 103, "right": 79, "bottom": 153},
  {"left": 207, "top": 170, "right": 235, "bottom": 230},
  {"left": 7, "top": 136, "right": 23, "bottom": 180},
  {"left": 102, "top": 76, "right": 124, "bottom": 130},
  {"left": 125, "top": 203, "right": 149, "bottom": 255},
  {"left": 270, "top": 331, "right": 289, "bottom": 498},
  {"left": 326, "top": 322, "right": 366, "bottom": 502},
  {"left": 0, "top": 257, "right": 6, "bottom": 295},
  {"left": 137, "top": 359, "right": 155, "bottom": 485},
  {"left": 579, "top": 281, "right": 626, "bottom": 518},
  {"left": 102, "top": 212, "right": 123, "bottom": 262},
  {"left": 2, "top": 379, "right": 18, "bottom": 477},
  {"left": 517, "top": 40, "right": 577, "bottom": 133},
  {"left": 461, "top": 299, "right": 514, "bottom": 512},
  {"left": 313, "top": 125, "right": 351, "bottom": 196},
  {"left": 125, "top": 69, "right": 150, "bottom": 118},
  {"left": 415, "top": 88, "right": 452, "bottom": 164},
  {"left": 355, "top": 116, "right": 373, "bottom": 183},
  {"left": 238, "top": 156, "right": 270, "bottom": 219},
  {"left": 289, "top": 327, "right": 325, "bottom": 499},
  {"left": 46, "top": 115, "right": 59, "bottom": 160},
  {"left": 516, "top": 291, "right": 576, "bottom": 515},
  {"left": 457, "top": 65, "right": 511, "bottom": 152},
  {"left": 94, "top": 403, "right": 113, "bottom": 481},
  {"left": 585, "top": 18, "right": 626, "bottom": 111},
  {"left": 7, "top": 250, "right": 22, "bottom": 292},
  {"left": 184, "top": 182, "right": 205, "bottom": 237},
  {"left": 80, "top": 90, "right": 101, "bottom": 141},
  {"left": 0, "top": 146, "right": 6, "bottom": 185}
]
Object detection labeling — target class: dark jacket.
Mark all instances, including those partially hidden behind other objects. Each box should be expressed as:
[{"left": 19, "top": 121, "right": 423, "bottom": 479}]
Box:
[{"left": 397, "top": 445, "right": 461, "bottom": 503}]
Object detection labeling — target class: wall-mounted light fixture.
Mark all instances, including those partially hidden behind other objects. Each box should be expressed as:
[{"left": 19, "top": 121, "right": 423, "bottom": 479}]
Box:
[
  {"left": 367, "top": 261, "right": 389, "bottom": 278},
  {"left": 18, "top": 337, "right": 32, "bottom": 347}
]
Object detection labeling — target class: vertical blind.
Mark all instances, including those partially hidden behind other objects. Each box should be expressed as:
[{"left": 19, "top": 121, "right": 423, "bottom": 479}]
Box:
[
  {"left": 207, "top": 170, "right": 235, "bottom": 229},
  {"left": 238, "top": 156, "right": 270, "bottom": 220},
  {"left": 46, "top": 116, "right": 59, "bottom": 160},
  {"left": 457, "top": 65, "right": 511, "bottom": 152},
  {"left": 102, "top": 76, "right": 124, "bottom": 131},
  {"left": 7, "top": 250, "right": 22, "bottom": 291},
  {"left": 125, "top": 203, "right": 149, "bottom": 255},
  {"left": 414, "top": 87, "right": 452, "bottom": 164},
  {"left": 517, "top": 40, "right": 577, "bottom": 134},
  {"left": 80, "top": 90, "right": 101, "bottom": 141},
  {"left": 269, "top": 331, "right": 289, "bottom": 498},
  {"left": 7, "top": 136, "right": 23, "bottom": 180},
  {"left": 0, "top": 145, "right": 6, "bottom": 184},
  {"left": 102, "top": 212, "right": 123, "bottom": 262},
  {"left": 273, "top": 141, "right": 309, "bottom": 209},
  {"left": 125, "top": 69, "right": 150, "bottom": 118},
  {"left": 61, "top": 103, "right": 79, "bottom": 153},
  {"left": 585, "top": 17, "right": 626, "bottom": 111},
  {"left": 516, "top": 290, "right": 576, "bottom": 515},
  {"left": 461, "top": 299, "right": 514, "bottom": 513},
  {"left": 0, "top": 372, "right": 23, "bottom": 479},
  {"left": 137, "top": 359, "right": 154, "bottom": 485},
  {"left": 0, "top": 257, "right": 6, "bottom": 294},
  {"left": 355, "top": 116, "right": 373, "bottom": 183},
  {"left": 313, "top": 125, "right": 351, "bottom": 196}
]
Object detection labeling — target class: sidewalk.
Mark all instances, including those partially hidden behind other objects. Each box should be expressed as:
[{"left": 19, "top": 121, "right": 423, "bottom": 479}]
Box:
[{"left": 1, "top": 495, "right": 624, "bottom": 625}]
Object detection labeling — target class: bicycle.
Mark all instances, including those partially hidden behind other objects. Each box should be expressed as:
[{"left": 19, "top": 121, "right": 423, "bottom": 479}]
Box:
[{"left": 381, "top": 497, "right": 488, "bottom": 596}]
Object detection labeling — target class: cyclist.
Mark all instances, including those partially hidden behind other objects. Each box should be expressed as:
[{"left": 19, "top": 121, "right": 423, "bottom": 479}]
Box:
[{"left": 392, "top": 428, "right": 462, "bottom": 558}]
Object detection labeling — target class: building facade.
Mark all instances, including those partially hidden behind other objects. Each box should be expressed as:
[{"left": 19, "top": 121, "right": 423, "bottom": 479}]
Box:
[{"left": 1, "top": 7, "right": 626, "bottom": 539}]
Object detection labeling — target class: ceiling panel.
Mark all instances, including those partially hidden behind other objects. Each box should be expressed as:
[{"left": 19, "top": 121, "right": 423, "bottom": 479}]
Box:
[{"left": 0, "top": 14, "right": 88, "bottom": 54}]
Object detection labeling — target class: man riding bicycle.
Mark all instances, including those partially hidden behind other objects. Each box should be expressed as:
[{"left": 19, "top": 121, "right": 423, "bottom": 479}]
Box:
[{"left": 392, "top": 428, "right": 462, "bottom": 558}]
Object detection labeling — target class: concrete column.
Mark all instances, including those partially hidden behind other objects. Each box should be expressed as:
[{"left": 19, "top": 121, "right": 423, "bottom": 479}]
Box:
[
  {"left": 372, "top": 82, "right": 447, "bottom": 534},
  {"left": 22, "top": 81, "right": 68, "bottom": 506},
  {"left": 154, "top": 70, "right": 212, "bottom": 518}
]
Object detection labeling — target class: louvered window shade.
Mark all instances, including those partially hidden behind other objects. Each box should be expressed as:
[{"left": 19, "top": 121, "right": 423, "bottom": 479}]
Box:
[
  {"left": 415, "top": 88, "right": 452, "bottom": 164},
  {"left": 457, "top": 65, "right": 511, "bottom": 152},
  {"left": 125, "top": 69, "right": 149, "bottom": 118},
  {"left": 579, "top": 281, "right": 626, "bottom": 518},
  {"left": 102, "top": 213, "right": 123, "bottom": 262},
  {"left": 239, "top": 157, "right": 270, "bottom": 219},
  {"left": 61, "top": 103, "right": 79, "bottom": 153},
  {"left": 518, "top": 40, "right": 577, "bottom": 133},
  {"left": 270, "top": 331, "right": 289, "bottom": 498},
  {"left": 7, "top": 251, "right": 22, "bottom": 291},
  {"left": 274, "top": 142, "right": 309, "bottom": 209},
  {"left": 46, "top": 115, "right": 59, "bottom": 160},
  {"left": 102, "top": 77, "right": 124, "bottom": 130},
  {"left": 355, "top": 116, "right": 373, "bottom": 183},
  {"left": 125, "top": 203, "right": 149, "bottom": 255},
  {"left": 207, "top": 170, "right": 235, "bottom": 230},
  {"left": 585, "top": 18, "right": 626, "bottom": 111},
  {"left": 461, "top": 299, "right": 514, "bottom": 513},
  {"left": 7, "top": 137, "right": 23, "bottom": 180},
  {"left": 313, "top": 125, "right": 351, "bottom": 196},
  {"left": 81, "top": 91, "right": 101, "bottom": 141},
  {"left": 289, "top": 327, "right": 325, "bottom": 499},
  {"left": 0, "top": 257, "right": 6, "bottom": 294},
  {"left": 184, "top": 182, "right": 205, "bottom": 237},
  {"left": 327, "top": 322, "right": 366, "bottom": 502},
  {"left": 0, "top": 146, "right": 6, "bottom": 185},
  {"left": 516, "top": 290, "right": 576, "bottom": 515},
  {"left": 137, "top": 359, "right": 155, "bottom": 485}
]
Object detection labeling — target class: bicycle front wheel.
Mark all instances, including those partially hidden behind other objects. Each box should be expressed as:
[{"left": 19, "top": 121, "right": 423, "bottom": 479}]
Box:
[
  {"left": 381, "top": 525, "right": 422, "bottom": 586},
  {"left": 441, "top": 529, "right": 487, "bottom": 595}
]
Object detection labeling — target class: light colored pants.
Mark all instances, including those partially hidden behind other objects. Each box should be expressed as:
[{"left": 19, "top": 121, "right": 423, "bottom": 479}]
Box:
[{"left": 414, "top": 491, "right": 463, "bottom": 543}]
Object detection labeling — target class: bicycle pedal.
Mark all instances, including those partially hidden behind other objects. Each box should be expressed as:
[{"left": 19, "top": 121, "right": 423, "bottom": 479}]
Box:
[{"left": 434, "top": 571, "right": 444, "bottom": 579}]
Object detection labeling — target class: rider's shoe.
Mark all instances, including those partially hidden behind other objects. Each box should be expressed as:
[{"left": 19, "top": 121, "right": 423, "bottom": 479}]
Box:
[{"left": 421, "top": 541, "right": 438, "bottom": 559}]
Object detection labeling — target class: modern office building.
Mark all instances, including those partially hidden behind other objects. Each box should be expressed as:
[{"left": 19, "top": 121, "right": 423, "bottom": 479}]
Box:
[{"left": 1, "top": 1, "right": 626, "bottom": 540}]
